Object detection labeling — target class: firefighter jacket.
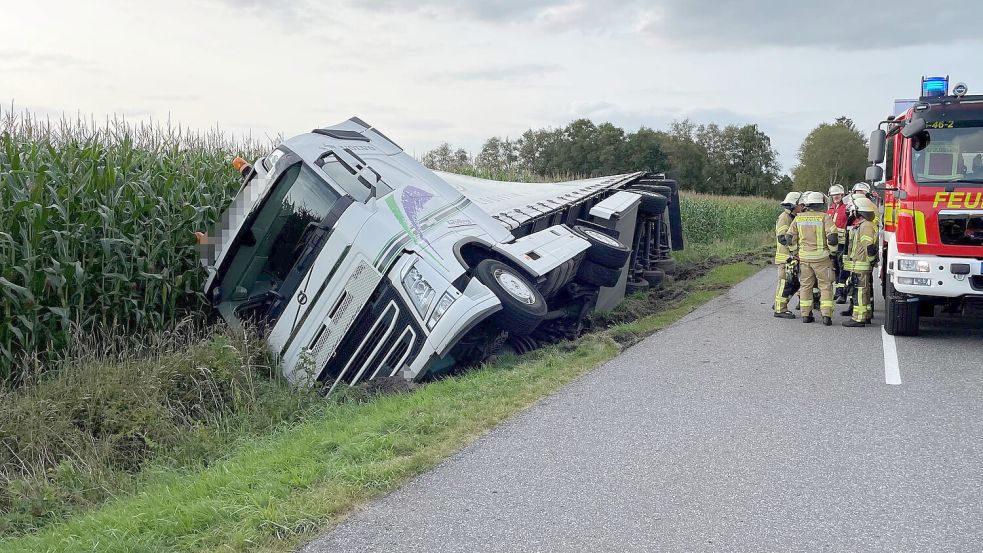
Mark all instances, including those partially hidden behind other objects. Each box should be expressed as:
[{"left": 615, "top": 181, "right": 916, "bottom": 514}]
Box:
[
  {"left": 786, "top": 211, "right": 837, "bottom": 262},
  {"left": 844, "top": 219, "right": 877, "bottom": 272},
  {"left": 774, "top": 209, "right": 795, "bottom": 264},
  {"left": 826, "top": 202, "right": 848, "bottom": 246}
]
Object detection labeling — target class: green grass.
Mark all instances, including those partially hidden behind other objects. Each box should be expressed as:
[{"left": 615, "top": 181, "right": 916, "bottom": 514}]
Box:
[{"left": 0, "top": 261, "right": 765, "bottom": 553}]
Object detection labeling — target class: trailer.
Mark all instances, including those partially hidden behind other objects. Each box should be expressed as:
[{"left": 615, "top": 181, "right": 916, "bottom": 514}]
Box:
[{"left": 201, "top": 117, "right": 682, "bottom": 390}]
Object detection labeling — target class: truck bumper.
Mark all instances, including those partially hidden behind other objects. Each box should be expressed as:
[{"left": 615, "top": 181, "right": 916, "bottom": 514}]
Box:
[{"left": 891, "top": 253, "right": 983, "bottom": 297}]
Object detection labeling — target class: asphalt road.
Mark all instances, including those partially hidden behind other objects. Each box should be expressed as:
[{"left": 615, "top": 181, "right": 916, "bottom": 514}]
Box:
[{"left": 300, "top": 267, "right": 983, "bottom": 552}]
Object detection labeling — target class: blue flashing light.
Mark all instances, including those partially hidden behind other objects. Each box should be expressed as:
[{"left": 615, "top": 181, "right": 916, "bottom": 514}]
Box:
[{"left": 921, "top": 75, "right": 949, "bottom": 98}]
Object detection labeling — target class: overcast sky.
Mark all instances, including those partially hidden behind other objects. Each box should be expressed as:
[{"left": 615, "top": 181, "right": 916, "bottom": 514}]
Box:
[{"left": 3, "top": 0, "right": 981, "bottom": 172}]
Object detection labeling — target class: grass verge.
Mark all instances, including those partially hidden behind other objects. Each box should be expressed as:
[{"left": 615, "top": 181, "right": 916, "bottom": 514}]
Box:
[{"left": 1, "top": 257, "right": 766, "bottom": 553}]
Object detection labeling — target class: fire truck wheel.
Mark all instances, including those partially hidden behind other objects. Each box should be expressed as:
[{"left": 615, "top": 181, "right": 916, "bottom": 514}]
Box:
[
  {"left": 884, "top": 281, "right": 920, "bottom": 336},
  {"left": 634, "top": 191, "right": 669, "bottom": 216},
  {"left": 475, "top": 259, "right": 548, "bottom": 336},
  {"left": 576, "top": 260, "right": 622, "bottom": 288},
  {"left": 571, "top": 225, "right": 631, "bottom": 269}
]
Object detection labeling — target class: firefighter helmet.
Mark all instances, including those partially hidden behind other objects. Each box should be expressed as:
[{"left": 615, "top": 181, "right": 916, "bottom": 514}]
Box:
[
  {"left": 805, "top": 191, "right": 826, "bottom": 208},
  {"left": 853, "top": 196, "right": 876, "bottom": 214},
  {"left": 852, "top": 182, "right": 871, "bottom": 194},
  {"left": 798, "top": 191, "right": 812, "bottom": 205},
  {"left": 782, "top": 192, "right": 801, "bottom": 206},
  {"left": 828, "top": 184, "right": 845, "bottom": 196}
]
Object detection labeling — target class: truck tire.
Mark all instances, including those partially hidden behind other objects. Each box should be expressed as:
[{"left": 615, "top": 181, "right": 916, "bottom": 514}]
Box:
[
  {"left": 651, "top": 258, "right": 676, "bottom": 276},
  {"left": 576, "top": 259, "right": 621, "bottom": 288},
  {"left": 571, "top": 225, "right": 631, "bottom": 269},
  {"left": 642, "top": 269, "right": 665, "bottom": 288},
  {"left": 475, "top": 259, "right": 548, "bottom": 336},
  {"left": 631, "top": 184, "right": 673, "bottom": 201},
  {"left": 884, "top": 281, "right": 919, "bottom": 336},
  {"left": 626, "top": 278, "right": 649, "bottom": 295},
  {"left": 633, "top": 191, "right": 668, "bottom": 216},
  {"left": 538, "top": 256, "right": 579, "bottom": 299}
]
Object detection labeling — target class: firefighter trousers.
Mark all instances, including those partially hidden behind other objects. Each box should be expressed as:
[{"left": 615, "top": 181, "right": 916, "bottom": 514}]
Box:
[
  {"left": 774, "top": 263, "right": 792, "bottom": 313},
  {"left": 851, "top": 271, "right": 873, "bottom": 323},
  {"left": 798, "top": 257, "right": 835, "bottom": 317}
]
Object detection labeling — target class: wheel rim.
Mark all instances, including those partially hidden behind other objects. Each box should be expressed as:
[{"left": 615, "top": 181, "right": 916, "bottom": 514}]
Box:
[
  {"left": 494, "top": 268, "right": 536, "bottom": 304},
  {"left": 583, "top": 229, "right": 622, "bottom": 248}
]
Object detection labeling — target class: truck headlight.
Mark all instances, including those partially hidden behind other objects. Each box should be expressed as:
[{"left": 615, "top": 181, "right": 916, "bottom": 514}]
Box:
[
  {"left": 898, "top": 259, "right": 930, "bottom": 272},
  {"left": 427, "top": 292, "right": 455, "bottom": 329},
  {"left": 402, "top": 265, "right": 435, "bottom": 316}
]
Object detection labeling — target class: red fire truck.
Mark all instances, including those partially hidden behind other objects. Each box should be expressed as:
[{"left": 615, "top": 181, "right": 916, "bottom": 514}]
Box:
[{"left": 868, "top": 76, "right": 983, "bottom": 336}]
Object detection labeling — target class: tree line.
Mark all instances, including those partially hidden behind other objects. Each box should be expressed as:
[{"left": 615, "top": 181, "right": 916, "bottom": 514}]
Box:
[{"left": 422, "top": 116, "right": 869, "bottom": 199}]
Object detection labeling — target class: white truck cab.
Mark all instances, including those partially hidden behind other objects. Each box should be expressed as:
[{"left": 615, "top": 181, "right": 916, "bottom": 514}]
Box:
[{"left": 203, "top": 118, "right": 680, "bottom": 390}]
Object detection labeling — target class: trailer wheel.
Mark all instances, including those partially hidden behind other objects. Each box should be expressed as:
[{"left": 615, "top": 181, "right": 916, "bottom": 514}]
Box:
[
  {"left": 633, "top": 191, "right": 669, "bottom": 216},
  {"left": 642, "top": 269, "right": 665, "bottom": 289},
  {"left": 626, "top": 278, "right": 649, "bottom": 295},
  {"left": 651, "top": 258, "right": 676, "bottom": 276},
  {"left": 475, "top": 259, "right": 547, "bottom": 336},
  {"left": 631, "top": 184, "right": 673, "bottom": 200},
  {"left": 576, "top": 260, "right": 622, "bottom": 288},
  {"left": 571, "top": 225, "right": 631, "bottom": 269},
  {"left": 885, "top": 281, "right": 919, "bottom": 336}
]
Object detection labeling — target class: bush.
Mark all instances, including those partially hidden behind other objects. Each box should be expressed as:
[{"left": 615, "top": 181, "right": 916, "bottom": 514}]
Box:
[{"left": 679, "top": 191, "right": 778, "bottom": 245}]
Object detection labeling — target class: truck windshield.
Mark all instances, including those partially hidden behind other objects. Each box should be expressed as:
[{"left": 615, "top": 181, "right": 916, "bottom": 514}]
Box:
[
  {"left": 217, "top": 162, "right": 342, "bottom": 308},
  {"left": 911, "top": 118, "right": 983, "bottom": 186}
]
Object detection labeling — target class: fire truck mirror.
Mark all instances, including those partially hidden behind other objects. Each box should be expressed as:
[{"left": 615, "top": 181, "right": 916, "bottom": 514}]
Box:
[
  {"left": 901, "top": 117, "right": 927, "bottom": 138},
  {"left": 868, "top": 129, "right": 886, "bottom": 163},
  {"left": 865, "top": 165, "right": 884, "bottom": 183}
]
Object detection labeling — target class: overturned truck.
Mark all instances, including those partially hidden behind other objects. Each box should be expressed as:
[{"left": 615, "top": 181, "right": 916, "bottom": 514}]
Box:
[{"left": 202, "top": 118, "right": 683, "bottom": 391}]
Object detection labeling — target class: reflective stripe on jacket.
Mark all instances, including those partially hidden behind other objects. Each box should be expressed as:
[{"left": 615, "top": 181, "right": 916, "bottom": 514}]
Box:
[
  {"left": 775, "top": 209, "right": 794, "bottom": 264},
  {"left": 845, "top": 219, "right": 877, "bottom": 272},
  {"left": 786, "top": 211, "right": 837, "bottom": 262}
]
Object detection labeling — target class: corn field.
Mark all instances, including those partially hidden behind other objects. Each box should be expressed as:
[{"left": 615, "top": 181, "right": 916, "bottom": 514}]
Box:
[
  {"left": 0, "top": 109, "right": 264, "bottom": 383},
  {"left": 679, "top": 191, "right": 778, "bottom": 245}
]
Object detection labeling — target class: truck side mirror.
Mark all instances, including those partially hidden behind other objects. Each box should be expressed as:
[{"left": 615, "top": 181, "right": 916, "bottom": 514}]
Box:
[
  {"left": 901, "top": 117, "right": 927, "bottom": 138},
  {"left": 865, "top": 165, "right": 883, "bottom": 182},
  {"left": 868, "top": 129, "right": 886, "bottom": 163}
]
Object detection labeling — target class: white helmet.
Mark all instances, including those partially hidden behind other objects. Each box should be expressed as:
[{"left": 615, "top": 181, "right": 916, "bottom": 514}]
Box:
[
  {"left": 782, "top": 192, "right": 801, "bottom": 206},
  {"left": 805, "top": 191, "right": 826, "bottom": 206},
  {"left": 852, "top": 182, "right": 871, "bottom": 194},
  {"left": 828, "top": 184, "right": 845, "bottom": 196},
  {"left": 853, "top": 196, "right": 876, "bottom": 213},
  {"left": 798, "top": 191, "right": 812, "bottom": 205}
]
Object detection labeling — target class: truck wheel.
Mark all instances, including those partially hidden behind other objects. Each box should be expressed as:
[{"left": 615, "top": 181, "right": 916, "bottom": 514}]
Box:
[
  {"left": 475, "top": 259, "right": 547, "bottom": 336},
  {"left": 576, "top": 260, "right": 621, "bottom": 288},
  {"left": 626, "top": 278, "right": 649, "bottom": 295},
  {"left": 631, "top": 184, "right": 673, "bottom": 201},
  {"left": 633, "top": 191, "right": 668, "bottom": 216},
  {"left": 651, "top": 258, "right": 676, "bottom": 276},
  {"left": 884, "top": 281, "right": 919, "bottom": 336},
  {"left": 642, "top": 269, "right": 665, "bottom": 288},
  {"left": 538, "top": 256, "right": 579, "bottom": 299},
  {"left": 571, "top": 225, "right": 631, "bottom": 269}
]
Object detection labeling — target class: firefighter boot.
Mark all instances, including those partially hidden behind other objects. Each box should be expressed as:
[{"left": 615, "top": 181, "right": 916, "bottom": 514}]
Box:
[
  {"left": 802, "top": 312, "right": 815, "bottom": 323},
  {"left": 774, "top": 311, "right": 795, "bottom": 319},
  {"left": 842, "top": 319, "right": 866, "bottom": 327}
]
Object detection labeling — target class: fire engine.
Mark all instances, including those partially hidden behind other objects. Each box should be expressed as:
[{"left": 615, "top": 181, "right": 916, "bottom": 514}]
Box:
[{"left": 868, "top": 76, "right": 983, "bottom": 335}]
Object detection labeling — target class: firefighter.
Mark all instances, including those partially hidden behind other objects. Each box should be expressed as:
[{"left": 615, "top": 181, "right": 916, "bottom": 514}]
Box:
[
  {"left": 827, "top": 185, "right": 849, "bottom": 303},
  {"left": 842, "top": 196, "right": 878, "bottom": 327},
  {"left": 786, "top": 191, "right": 838, "bottom": 325},
  {"left": 774, "top": 191, "right": 801, "bottom": 319}
]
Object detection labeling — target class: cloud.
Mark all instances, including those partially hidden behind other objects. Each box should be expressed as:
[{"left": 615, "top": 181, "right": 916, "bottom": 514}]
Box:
[
  {"left": 639, "top": 0, "right": 982, "bottom": 50},
  {"left": 434, "top": 63, "right": 562, "bottom": 82},
  {"left": 353, "top": 0, "right": 569, "bottom": 22},
  {"left": 0, "top": 49, "right": 96, "bottom": 71}
]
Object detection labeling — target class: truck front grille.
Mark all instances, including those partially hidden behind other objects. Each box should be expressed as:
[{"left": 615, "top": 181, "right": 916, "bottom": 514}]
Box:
[
  {"left": 307, "top": 261, "right": 382, "bottom": 375},
  {"left": 319, "top": 280, "right": 424, "bottom": 391}
]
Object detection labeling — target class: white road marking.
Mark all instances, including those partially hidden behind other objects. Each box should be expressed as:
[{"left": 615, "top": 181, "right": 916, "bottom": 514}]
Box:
[{"left": 881, "top": 326, "right": 902, "bottom": 386}]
